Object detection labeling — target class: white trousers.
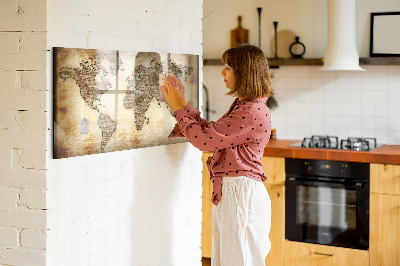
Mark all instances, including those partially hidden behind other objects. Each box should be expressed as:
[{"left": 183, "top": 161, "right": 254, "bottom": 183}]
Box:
[{"left": 212, "top": 176, "right": 271, "bottom": 266}]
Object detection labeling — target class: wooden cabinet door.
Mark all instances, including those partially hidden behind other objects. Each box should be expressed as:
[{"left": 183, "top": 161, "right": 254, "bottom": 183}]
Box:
[
  {"left": 370, "top": 163, "right": 400, "bottom": 195},
  {"left": 264, "top": 184, "right": 284, "bottom": 266},
  {"left": 262, "top": 156, "right": 285, "bottom": 186},
  {"left": 202, "top": 152, "right": 213, "bottom": 258},
  {"left": 370, "top": 193, "right": 400, "bottom": 266},
  {"left": 284, "top": 241, "right": 369, "bottom": 266},
  {"left": 262, "top": 156, "right": 285, "bottom": 265}
]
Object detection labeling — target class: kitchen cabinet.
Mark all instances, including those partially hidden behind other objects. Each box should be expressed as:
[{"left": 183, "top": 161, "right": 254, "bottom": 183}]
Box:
[
  {"left": 370, "top": 193, "right": 400, "bottom": 266},
  {"left": 201, "top": 153, "right": 286, "bottom": 266},
  {"left": 264, "top": 184, "right": 284, "bottom": 265},
  {"left": 370, "top": 163, "right": 400, "bottom": 266},
  {"left": 261, "top": 156, "right": 285, "bottom": 266},
  {"left": 202, "top": 156, "right": 400, "bottom": 265},
  {"left": 261, "top": 156, "right": 285, "bottom": 186},
  {"left": 370, "top": 163, "right": 400, "bottom": 195},
  {"left": 202, "top": 152, "right": 213, "bottom": 258},
  {"left": 260, "top": 141, "right": 400, "bottom": 266},
  {"left": 284, "top": 241, "right": 369, "bottom": 266}
]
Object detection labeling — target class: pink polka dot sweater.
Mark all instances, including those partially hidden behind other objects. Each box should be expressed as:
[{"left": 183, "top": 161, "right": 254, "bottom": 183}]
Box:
[{"left": 169, "top": 97, "right": 272, "bottom": 206}]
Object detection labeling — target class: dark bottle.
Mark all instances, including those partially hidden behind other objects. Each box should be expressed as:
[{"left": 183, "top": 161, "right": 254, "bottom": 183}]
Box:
[{"left": 289, "top": 36, "right": 306, "bottom": 58}]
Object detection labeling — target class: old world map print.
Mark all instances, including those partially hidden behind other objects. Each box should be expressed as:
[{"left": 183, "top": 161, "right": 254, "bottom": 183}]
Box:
[{"left": 53, "top": 47, "right": 199, "bottom": 159}]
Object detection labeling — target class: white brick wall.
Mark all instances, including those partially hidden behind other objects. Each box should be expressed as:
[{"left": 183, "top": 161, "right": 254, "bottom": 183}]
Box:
[
  {"left": 21, "top": 229, "right": 47, "bottom": 250},
  {"left": 0, "top": 187, "right": 19, "bottom": 208},
  {"left": 0, "top": 248, "right": 46, "bottom": 266},
  {"left": 46, "top": 1, "right": 203, "bottom": 266},
  {"left": 2, "top": 0, "right": 204, "bottom": 264},
  {"left": 0, "top": 0, "right": 48, "bottom": 265},
  {"left": 0, "top": 227, "right": 19, "bottom": 247},
  {"left": 0, "top": 169, "right": 47, "bottom": 189}
]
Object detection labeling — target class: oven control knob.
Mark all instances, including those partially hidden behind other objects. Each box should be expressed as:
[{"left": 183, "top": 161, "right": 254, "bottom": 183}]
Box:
[
  {"left": 304, "top": 161, "right": 312, "bottom": 171},
  {"left": 340, "top": 164, "right": 347, "bottom": 174}
]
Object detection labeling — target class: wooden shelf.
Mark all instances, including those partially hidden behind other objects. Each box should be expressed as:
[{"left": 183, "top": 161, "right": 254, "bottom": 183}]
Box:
[
  {"left": 203, "top": 57, "right": 400, "bottom": 67},
  {"left": 359, "top": 57, "right": 400, "bottom": 65},
  {"left": 202, "top": 59, "right": 223, "bottom": 66},
  {"left": 268, "top": 58, "right": 323, "bottom": 67},
  {"left": 203, "top": 58, "right": 323, "bottom": 67}
]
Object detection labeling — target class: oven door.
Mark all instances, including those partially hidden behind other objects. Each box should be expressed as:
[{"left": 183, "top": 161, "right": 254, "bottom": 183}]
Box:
[{"left": 285, "top": 177, "right": 369, "bottom": 250}]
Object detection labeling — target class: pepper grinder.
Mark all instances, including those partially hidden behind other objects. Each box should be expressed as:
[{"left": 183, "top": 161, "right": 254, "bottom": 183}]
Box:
[{"left": 273, "top": 21, "right": 279, "bottom": 58}]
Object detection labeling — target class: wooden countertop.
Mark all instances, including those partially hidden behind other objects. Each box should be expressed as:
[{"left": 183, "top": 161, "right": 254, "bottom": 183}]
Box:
[{"left": 263, "top": 139, "right": 400, "bottom": 165}]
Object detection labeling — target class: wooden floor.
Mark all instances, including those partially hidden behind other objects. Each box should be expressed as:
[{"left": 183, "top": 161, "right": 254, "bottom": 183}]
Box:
[{"left": 202, "top": 257, "right": 211, "bottom": 266}]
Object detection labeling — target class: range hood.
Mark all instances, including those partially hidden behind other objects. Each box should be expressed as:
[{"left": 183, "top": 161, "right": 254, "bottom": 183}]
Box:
[{"left": 320, "top": 0, "right": 365, "bottom": 71}]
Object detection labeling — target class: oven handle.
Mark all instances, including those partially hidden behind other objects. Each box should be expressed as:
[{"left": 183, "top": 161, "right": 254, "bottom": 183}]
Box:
[{"left": 286, "top": 177, "right": 364, "bottom": 189}]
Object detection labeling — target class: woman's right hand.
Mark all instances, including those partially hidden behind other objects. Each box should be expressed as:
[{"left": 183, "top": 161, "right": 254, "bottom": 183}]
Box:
[{"left": 168, "top": 74, "right": 187, "bottom": 108}]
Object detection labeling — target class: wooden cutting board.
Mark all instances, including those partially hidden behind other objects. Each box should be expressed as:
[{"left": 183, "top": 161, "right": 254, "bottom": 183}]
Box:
[{"left": 231, "top": 16, "right": 249, "bottom": 48}]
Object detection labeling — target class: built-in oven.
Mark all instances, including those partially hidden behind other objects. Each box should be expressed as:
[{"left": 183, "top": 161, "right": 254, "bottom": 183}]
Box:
[{"left": 285, "top": 158, "right": 369, "bottom": 250}]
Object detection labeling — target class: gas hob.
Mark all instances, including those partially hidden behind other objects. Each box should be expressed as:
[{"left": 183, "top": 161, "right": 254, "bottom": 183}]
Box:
[{"left": 289, "top": 135, "right": 383, "bottom": 151}]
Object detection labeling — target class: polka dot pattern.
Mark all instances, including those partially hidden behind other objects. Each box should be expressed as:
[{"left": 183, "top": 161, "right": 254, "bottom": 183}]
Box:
[{"left": 169, "top": 97, "right": 272, "bottom": 206}]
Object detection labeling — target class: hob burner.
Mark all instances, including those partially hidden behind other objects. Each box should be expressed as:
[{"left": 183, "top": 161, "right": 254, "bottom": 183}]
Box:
[
  {"left": 301, "top": 135, "right": 339, "bottom": 149},
  {"left": 291, "top": 136, "right": 379, "bottom": 151},
  {"left": 340, "top": 137, "right": 377, "bottom": 151}
]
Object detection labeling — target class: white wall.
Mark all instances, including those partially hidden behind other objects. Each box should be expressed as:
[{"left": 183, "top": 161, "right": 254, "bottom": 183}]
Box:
[
  {"left": 203, "top": 0, "right": 400, "bottom": 58},
  {"left": 0, "top": 0, "right": 48, "bottom": 265},
  {"left": 204, "top": 65, "right": 400, "bottom": 145},
  {"left": 271, "top": 65, "right": 400, "bottom": 144},
  {"left": 203, "top": 0, "right": 400, "bottom": 145},
  {"left": 46, "top": 0, "right": 203, "bottom": 266},
  {"left": 204, "top": 0, "right": 326, "bottom": 59}
]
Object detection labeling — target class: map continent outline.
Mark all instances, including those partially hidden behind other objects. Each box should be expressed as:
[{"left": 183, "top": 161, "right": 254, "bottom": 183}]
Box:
[{"left": 53, "top": 47, "right": 199, "bottom": 159}]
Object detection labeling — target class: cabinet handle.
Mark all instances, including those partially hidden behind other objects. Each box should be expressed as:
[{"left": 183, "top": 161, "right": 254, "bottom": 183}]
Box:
[{"left": 314, "top": 252, "right": 335, "bottom": 257}]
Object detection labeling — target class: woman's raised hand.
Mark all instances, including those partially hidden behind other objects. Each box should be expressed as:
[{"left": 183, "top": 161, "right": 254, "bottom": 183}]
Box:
[
  {"left": 167, "top": 74, "right": 187, "bottom": 108},
  {"left": 175, "top": 76, "right": 187, "bottom": 108},
  {"left": 160, "top": 75, "right": 184, "bottom": 113}
]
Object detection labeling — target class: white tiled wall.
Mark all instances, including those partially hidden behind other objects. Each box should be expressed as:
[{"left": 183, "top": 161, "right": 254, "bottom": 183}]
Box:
[{"left": 203, "top": 65, "right": 400, "bottom": 144}]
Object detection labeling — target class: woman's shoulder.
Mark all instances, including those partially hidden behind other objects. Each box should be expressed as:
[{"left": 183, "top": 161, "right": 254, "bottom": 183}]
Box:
[
  {"left": 239, "top": 98, "right": 269, "bottom": 111},
  {"left": 245, "top": 99, "right": 271, "bottom": 122},
  {"left": 230, "top": 100, "right": 270, "bottom": 123}
]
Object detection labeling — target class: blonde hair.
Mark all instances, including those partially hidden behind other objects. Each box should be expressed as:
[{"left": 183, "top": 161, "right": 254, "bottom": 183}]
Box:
[{"left": 221, "top": 44, "right": 273, "bottom": 99}]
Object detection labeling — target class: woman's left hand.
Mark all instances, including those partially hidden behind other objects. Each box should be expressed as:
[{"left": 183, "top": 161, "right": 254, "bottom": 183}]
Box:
[{"left": 160, "top": 75, "right": 183, "bottom": 113}]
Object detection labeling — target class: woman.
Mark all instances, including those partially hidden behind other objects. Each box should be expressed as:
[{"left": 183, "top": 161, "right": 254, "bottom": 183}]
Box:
[{"left": 161, "top": 44, "right": 273, "bottom": 266}]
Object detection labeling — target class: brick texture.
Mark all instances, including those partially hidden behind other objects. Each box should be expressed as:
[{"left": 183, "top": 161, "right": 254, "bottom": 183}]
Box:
[
  {"left": 0, "top": 14, "right": 46, "bottom": 32},
  {"left": 0, "top": 71, "right": 16, "bottom": 90},
  {"left": 3, "top": 0, "right": 204, "bottom": 265},
  {"left": 0, "top": 32, "right": 20, "bottom": 54},
  {"left": 0, "top": 0, "right": 47, "bottom": 264},
  {"left": 19, "top": 189, "right": 47, "bottom": 209},
  {"left": 0, "top": 247, "right": 46, "bottom": 266},
  {"left": 0, "top": 187, "right": 19, "bottom": 208},
  {"left": 0, "top": 208, "right": 47, "bottom": 230},
  {"left": 0, "top": 227, "right": 19, "bottom": 247},
  {"left": 0, "top": 169, "right": 47, "bottom": 189},
  {"left": 46, "top": 0, "right": 203, "bottom": 265},
  {"left": 21, "top": 229, "right": 46, "bottom": 250}
]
